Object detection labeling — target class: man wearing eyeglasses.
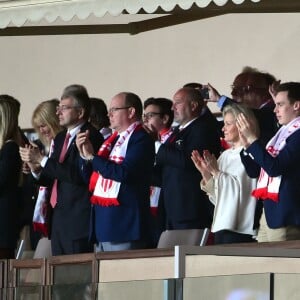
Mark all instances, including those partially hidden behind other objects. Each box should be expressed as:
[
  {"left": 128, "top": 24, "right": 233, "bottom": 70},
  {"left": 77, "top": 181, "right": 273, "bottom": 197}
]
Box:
[
  {"left": 76, "top": 92, "right": 155, "bottom": 251},
  {"left": 208, "top": 68, "right": 279, "bottom": 146},
  {"left": 20, "top": 84, "right": 103, "bottom": 255},
  {"left": 142, "top": 97, "right": 174, "bottom": 246}
]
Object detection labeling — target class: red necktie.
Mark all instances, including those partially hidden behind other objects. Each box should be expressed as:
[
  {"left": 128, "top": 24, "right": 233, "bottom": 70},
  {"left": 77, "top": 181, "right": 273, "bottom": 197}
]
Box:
[{"left": 50, "top": 133, "right": 71, "bottom": 208}]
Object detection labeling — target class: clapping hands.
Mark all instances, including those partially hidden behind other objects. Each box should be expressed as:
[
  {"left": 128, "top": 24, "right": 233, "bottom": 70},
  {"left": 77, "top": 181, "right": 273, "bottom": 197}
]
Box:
[{"left": 191, "top": 149, "right": 219, "bottom": 184}]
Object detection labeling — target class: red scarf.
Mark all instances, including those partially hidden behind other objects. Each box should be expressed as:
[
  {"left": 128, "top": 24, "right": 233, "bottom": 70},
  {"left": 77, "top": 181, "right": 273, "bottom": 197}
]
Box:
[
  {"left": 89, "top": 122, "right": 142, "bottom": 206},
  {"left": 89, "top": 131, "right": 119, "bottom": 206}
]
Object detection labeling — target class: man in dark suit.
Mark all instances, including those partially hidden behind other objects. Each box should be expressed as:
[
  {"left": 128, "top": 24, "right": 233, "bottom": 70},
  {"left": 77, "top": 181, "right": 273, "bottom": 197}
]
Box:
[
  {"left": 155, "top": 87, "right": 221, "bottom": 230},
  {"left": 76, "top": 92, "right": 155, "bottom": 251},
  {"left": 20, "top": 84, "right": 103, "bottom": 255}
]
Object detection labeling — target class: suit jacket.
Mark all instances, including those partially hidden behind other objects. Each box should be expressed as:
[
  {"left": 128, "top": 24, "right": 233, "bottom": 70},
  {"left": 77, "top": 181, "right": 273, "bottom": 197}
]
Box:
[
  {"left": 0, "top": 141, "right": 22, "bottom": 249},
  {"left": 39, "top": 122, "right": 103, "bottom": 241},
  {"left": 156, "top": 115, "right": 221, "bottom": 228},
  {"left": 88, "top": 126, "right": 155, "bottom": 243},
  {"left": 241, "top": 130, "right": 300, "bottom": 228}
]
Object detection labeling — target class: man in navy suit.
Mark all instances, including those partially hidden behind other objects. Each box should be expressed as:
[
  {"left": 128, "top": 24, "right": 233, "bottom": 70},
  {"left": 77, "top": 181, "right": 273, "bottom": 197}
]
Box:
[
  {"left": 20, "top": 85, "right": 103, "bottom": 255},
  {"left": 155, "top": 87, "right": 221, "bottom": 230},
  {"left": 76, "top": 92, "right": 155, "bottom": 251},
  {"left": 238, "top": 82, "right": 300, "bottom": 242}
]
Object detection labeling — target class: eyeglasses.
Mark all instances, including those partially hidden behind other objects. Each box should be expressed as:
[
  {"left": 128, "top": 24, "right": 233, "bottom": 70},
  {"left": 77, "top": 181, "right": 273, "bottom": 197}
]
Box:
[
  {"left": 108, "top": 106, "right": 131, "bottom": 114},
  {"left": 56, "top": 105, "right": 81, "bottom": 112},
  {"left": 143, "top": 112, "right": 163, "bottom": 119}
]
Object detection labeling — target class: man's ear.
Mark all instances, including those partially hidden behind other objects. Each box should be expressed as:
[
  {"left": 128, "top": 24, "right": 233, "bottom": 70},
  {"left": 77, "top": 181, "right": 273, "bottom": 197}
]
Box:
[
  {"left": 190, "top": 100, "right": 199, "bottom": 112},
  {"left": 293, "top": 101, "right": 300, "bottom": 112},
  {"left": 77, "top": 107, "right": 85, "bottom": 119},
  {"left": 162, "top": 114, "right": 169, "bottom": 125},
  {"left": 128, "top": 106, "right": 136, "bottom": 119}
]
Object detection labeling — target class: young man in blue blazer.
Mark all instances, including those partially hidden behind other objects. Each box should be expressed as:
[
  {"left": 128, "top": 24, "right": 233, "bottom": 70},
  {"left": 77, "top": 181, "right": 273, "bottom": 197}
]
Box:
[{"left": 238, "top": 82, "right": 300, "bottom": 242}]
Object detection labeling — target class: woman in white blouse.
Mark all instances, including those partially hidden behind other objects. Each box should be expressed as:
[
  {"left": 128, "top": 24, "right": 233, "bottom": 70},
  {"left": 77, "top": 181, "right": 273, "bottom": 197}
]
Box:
[{"left": 191, "top": 104, "right": 259, "bottom": 244}]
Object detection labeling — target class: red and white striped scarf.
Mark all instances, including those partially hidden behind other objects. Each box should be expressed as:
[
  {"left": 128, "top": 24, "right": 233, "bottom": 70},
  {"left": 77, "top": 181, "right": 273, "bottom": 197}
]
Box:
[
  {"left": 89, "top": 122, "right": 141, "bottom": 206},
  {"left": 252, "top": 117, "right": 300, "bottom": 202},
  {"left": 32, "top": 140, "right": 54, "bottom": 236}
]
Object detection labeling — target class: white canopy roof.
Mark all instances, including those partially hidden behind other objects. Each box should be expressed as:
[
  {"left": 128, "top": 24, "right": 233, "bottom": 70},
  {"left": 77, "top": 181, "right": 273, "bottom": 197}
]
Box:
[
  {"left": 1, "top": 0, "right": 299, "bottom": 32},
  {"left": 0, "top": 0, "right": 262, "bottom": 29}
]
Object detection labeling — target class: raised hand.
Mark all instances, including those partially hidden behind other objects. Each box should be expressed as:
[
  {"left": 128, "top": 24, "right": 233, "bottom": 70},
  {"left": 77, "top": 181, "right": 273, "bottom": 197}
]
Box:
[
  {"left": 236, "top": 113, "right": 258, "bottom": 148},
  {"left": 202, "top": 150, "right": 219, "bottom": 178},
  {"left": 76, "top": 130, "right": 94, "bottom": 160},
  {"left": 19, "top": 144, "right": 43, "bottom": 172},
  {"left": 143, "top": 124, "right": 159, "bottom": 141},
  {"left": 191, "top": 150, "right": 213, "bottom": 184},
  {"left": 207, "top": 83, "right": 221, "bottom": 103}
]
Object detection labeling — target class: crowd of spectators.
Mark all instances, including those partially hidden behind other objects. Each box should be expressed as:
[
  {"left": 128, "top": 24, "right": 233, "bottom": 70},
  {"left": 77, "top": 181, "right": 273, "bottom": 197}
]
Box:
[{"left": 1, "top": 66, "right": 300, "bottom": 258}]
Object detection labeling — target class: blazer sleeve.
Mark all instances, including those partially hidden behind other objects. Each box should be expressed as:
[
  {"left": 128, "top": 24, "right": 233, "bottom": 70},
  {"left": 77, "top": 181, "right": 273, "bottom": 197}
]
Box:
[
  {"left": 240, "top": 149, "right": 261, "bottom": 178},
  {"left": 246, "top": 130, "right": 300, "bottom": 177}
]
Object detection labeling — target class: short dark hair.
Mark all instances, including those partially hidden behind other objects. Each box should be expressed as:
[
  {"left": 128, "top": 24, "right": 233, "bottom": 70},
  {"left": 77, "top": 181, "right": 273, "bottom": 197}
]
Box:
[
  {"left": 124, "top": 92, "right": 143, "bottom": 119},
  {"left": 276, "top": 82, "right": 300, "bottom": 104},
  {"left": 89, "top": 98, "right": 110, "bottom": 129},
  {"left": 61, "top": 84, "right": 90, "bottom": 120},
  {"left": 183, "top": 82, "right": 203, "bottom": 90},
  {"left": 144, "top": 97, "right": 174, "bottom": 128}
]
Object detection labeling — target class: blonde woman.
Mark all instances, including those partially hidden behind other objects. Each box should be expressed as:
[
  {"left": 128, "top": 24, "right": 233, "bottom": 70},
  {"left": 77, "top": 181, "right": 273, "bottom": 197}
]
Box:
[
  {"left": 0, "top": 95, "right": 22, "bottom": 258},
  {"left": 30, "top": 99, "right": 62, "bottom": 257},
  {"left": 31, "top": 99, "right": 62, "bottom": 154},
  {"left": 191, "top": 104, "right": 259, "bottom": 244}
]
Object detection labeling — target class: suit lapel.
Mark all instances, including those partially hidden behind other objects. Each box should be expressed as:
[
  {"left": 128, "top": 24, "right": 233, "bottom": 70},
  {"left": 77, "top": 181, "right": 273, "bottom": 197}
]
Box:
[{"left": 167, "top": 126, "right": 180, "bottom": 144}]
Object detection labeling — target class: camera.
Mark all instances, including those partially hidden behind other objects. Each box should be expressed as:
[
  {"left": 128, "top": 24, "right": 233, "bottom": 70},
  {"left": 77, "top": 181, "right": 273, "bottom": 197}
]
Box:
[{"left": 200, "top": 87, "right": 209, "bottom": 99}]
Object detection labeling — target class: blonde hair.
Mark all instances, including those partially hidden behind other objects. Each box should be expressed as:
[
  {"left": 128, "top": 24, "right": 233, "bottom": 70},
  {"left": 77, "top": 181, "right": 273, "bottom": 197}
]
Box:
[
  {"left": 0, "top": 97, "right": 20, "bottom": 149},
  {"left": 222, "top": 103, "right": 260, "bottom": 138},
  {"left": 31, "top": 99, "right": 62, "bottom": 147}
]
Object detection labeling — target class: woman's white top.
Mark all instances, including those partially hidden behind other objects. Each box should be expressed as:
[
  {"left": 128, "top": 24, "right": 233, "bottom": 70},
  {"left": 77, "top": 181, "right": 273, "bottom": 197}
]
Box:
[{"left": 201, "top": 146, "right": 257, "bottom": 235}]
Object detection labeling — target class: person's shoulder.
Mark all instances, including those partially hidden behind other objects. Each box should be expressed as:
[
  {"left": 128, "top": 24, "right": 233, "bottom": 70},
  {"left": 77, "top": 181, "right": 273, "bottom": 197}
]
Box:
[
  {"left": 288, "top": 127, "right": 300, "bottom": 140},
  {"left": 55, "top": 130, "right": 67, "bottom": 139},
  {"left": 0, "top": 140, "right": 20, "bottom": 156},
  {"left": 84, "top": 122, "right": 103, "bottom": 139},
  {"left": 2, "top": 140, "right": 19, "bottom": 149},
  {"left": 129, "top": 125, "right": 154, "bottom": 146},
  {"left": 191, "top": 115, "right": 218, "bottom": 131},
  {"left": 130, "top": 125, "right": 149, "bottom": 139}
]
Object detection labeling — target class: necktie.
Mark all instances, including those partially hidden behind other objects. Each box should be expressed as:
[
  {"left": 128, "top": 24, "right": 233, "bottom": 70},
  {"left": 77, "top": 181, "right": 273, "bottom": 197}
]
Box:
[{"left": 50, "top": 133, "right": 71, "bottom": 208}]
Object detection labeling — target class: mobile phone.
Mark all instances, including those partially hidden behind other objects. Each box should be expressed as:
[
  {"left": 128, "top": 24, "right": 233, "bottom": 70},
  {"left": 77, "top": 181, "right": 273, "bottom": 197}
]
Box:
[{"left": 200, "top": 87, "right": 209, "bottom": 99}]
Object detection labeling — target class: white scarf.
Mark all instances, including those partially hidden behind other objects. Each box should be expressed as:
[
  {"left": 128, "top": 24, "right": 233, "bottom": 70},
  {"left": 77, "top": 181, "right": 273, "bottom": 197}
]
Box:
[
  {"left": 90, "top": 122, "right": 140, "bottom": 206},
  {"left": 32, "top": 140, "right": 54, "bottom": 236},
  {"left": 252, "top": 117, "right": 300, "bottom": 202}
]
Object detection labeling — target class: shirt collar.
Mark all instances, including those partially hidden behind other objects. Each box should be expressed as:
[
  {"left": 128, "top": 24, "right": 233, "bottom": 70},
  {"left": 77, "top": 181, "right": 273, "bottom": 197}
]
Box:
[{"left": 179, "top": 117, "right": 198, "bottom": 131}]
